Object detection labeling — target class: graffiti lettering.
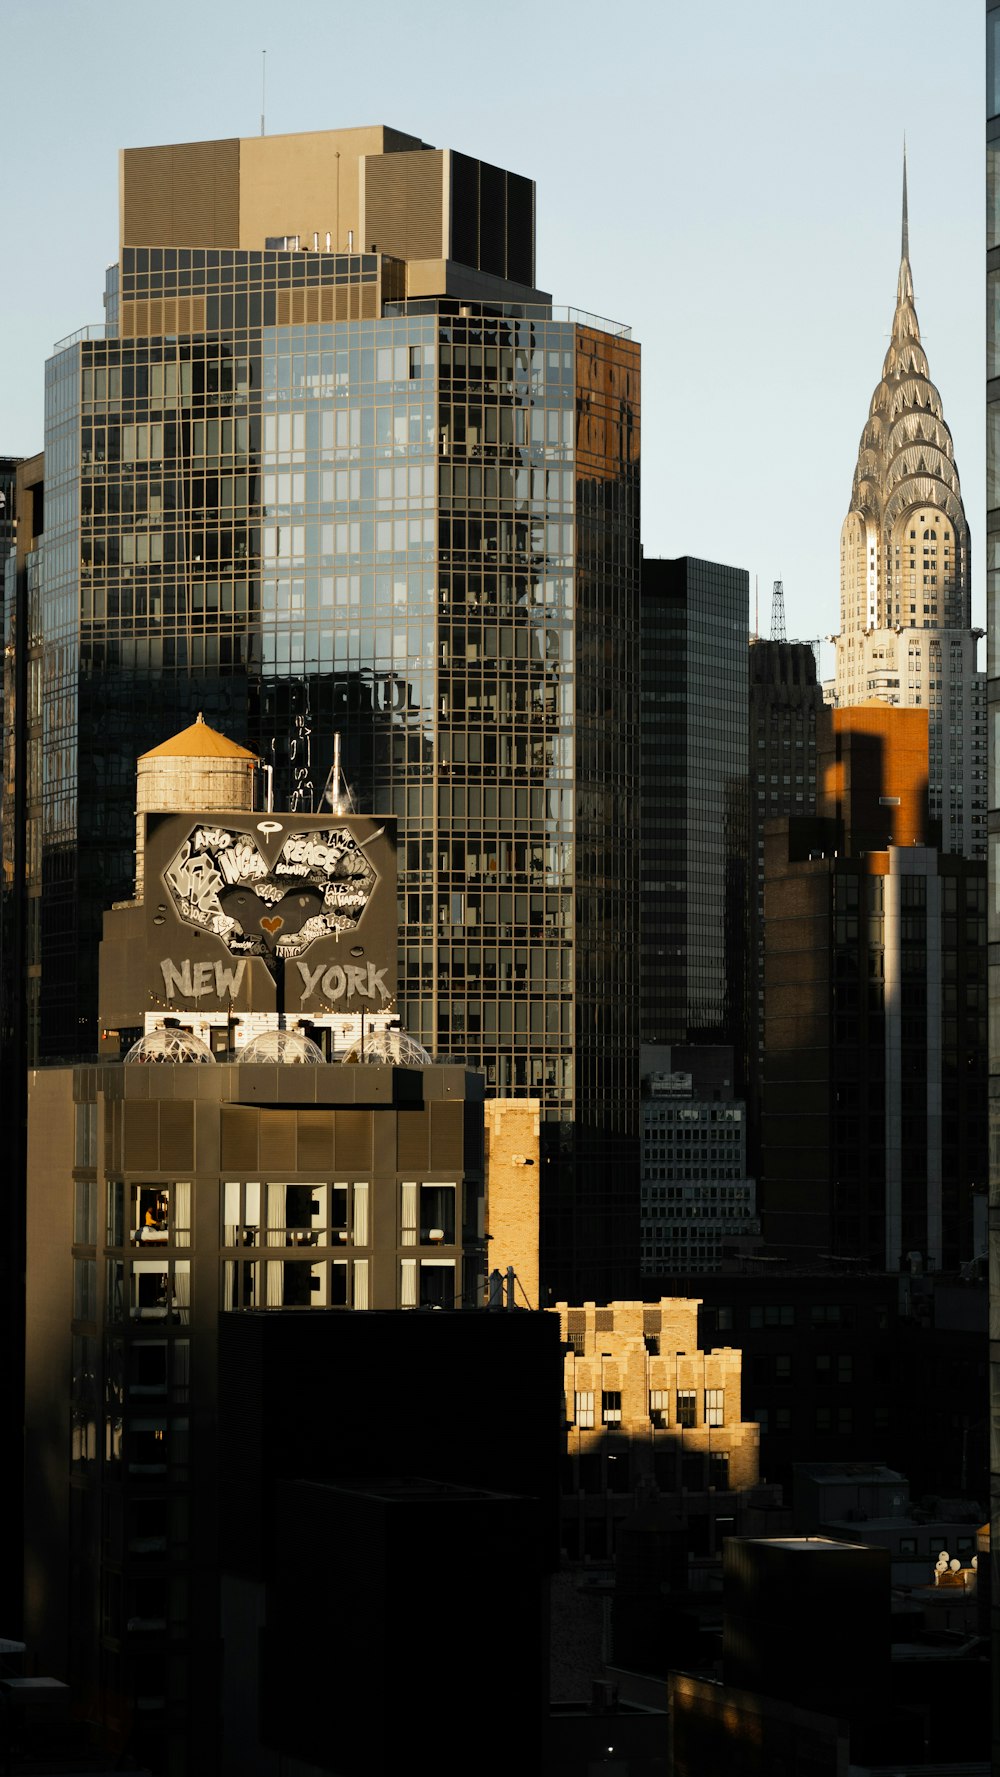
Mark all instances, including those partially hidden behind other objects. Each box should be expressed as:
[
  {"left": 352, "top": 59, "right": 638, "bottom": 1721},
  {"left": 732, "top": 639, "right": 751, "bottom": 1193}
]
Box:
[
  {"left": 160, "top": 958, "right": 247, "bottom": 1001},
  {"left": 295, "top": 959, "right": 391, "bottom": 1005}
]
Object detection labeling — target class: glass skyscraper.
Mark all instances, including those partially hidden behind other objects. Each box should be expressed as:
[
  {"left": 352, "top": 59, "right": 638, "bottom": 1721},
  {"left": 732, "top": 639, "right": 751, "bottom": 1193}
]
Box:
[
  {"left": 6, "top": 127, "right": 641, "bottom": 1297},
  {"left": 639, "top": 557, "right": 750, "bottom": 1058}
]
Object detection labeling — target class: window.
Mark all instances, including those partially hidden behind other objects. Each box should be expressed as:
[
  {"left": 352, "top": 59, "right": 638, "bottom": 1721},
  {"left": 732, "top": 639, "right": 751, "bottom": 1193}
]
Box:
[
  {"left": 400, "top": 1258, "right": 416, "bottom": 1307},
  {"left": 130, "top": 1259, "right": 190, "bottom": 1323},
  {"left": 74, "top": 1178, "right": 97, "bottom": 1247},
  {"left": 649, "top": 1389, "right": 668, "bottom": 1428},
  {"left": 419, "top": 1259, "right": 455, "bottom": 1309},
  {"left": 127, "top": 1182, "right": 191, "bottom": 1248},
  {"left": 574, "top": 1391, "right": 595, "bottom": 1429},
  {"left": 705, "top": 1389, "right": 724, "bottom": 1428},
  {"left": 677, "top": 1390, "right": 697, "bottom": 1429},
  {"left": 75, "top": 1102, "right": 97, "bottom": 1169},
  {"left": 223, "top": 1259, "right": 259, "bottom": 1309},
  {"left": 749, "top": 1304, "right": 794, "bottom": 1328},
  {"left": 73, "top": 1259, "right": 96, "bottom": 1322},
  {"left": 259, "top": 1259, "right": 347, "bottom": 1308},
  {"left": 602, "top": 1390, "right": 622, "bottom": 1425},
  {"left": 400, "top": 1181, "right": 417, "bottom": 1245},
  {"left": 223, "top": 1181, "right": 261, "bottom": 1246},
  {"left": 419, "top": 1182, "right": 456, "bottom": 1244},
  {"left": 265, "top": 1183, "right": 327, "bottom": 1247},
  {"left": 708, "top": 1450, "right": 730, "bottom": 1489}
]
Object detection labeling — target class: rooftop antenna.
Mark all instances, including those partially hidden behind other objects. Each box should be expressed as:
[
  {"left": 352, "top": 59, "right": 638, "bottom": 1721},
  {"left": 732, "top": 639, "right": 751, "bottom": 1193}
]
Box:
[
  {"left": 770, "top": 578, "right": 787, "bottom": 643},
  {"left": 260, "top": 49, "right": 266, "bottom": 137},
  {"left": 323, "top": 733, "right": 356, "bottom": 816}
]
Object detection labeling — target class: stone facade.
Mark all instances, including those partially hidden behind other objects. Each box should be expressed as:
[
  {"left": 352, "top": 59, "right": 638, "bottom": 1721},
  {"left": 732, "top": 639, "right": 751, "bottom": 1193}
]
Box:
[{"left": 555, "top": 1297, "right": 760, "bottom": 1559}]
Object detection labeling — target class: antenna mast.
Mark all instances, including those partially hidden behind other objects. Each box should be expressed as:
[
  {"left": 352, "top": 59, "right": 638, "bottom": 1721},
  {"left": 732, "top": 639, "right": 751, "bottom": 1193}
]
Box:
[
  {"left": 770, "top": 579, "right": 787, "bottom": 643},
  {"left": 260, "top": 50, "right": 266, "bottom": 136}
]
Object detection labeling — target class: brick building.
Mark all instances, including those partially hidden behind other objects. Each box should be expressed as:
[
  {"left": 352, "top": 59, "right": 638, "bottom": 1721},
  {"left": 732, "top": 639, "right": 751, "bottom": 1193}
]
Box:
[{"left": 556, "top": 1297, "right": 760, "bottom": 1560}]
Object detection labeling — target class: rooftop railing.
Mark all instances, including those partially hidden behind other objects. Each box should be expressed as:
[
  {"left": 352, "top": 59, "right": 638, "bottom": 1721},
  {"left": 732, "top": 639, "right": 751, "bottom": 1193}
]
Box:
[{"left": 52, "top": 323, "right": 115, "bottom": 353}]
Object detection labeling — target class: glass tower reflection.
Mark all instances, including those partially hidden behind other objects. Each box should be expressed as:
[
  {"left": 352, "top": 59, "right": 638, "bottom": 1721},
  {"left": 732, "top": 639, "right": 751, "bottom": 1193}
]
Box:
[{"left": 13, "top": 213, "right": 640, "bottom": 1297}]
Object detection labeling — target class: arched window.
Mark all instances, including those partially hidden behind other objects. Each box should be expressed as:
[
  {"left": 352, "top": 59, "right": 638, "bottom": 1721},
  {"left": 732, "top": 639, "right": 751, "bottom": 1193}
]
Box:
[{"left": 923, "top": 528, "right": 937, "bottom": 541}]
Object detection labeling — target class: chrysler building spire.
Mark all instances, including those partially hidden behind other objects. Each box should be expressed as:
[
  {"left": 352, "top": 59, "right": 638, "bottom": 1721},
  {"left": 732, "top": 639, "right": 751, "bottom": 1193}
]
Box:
[
  {"left": 833, "top": 159, "right": 983, "bottom": 858},
  {"left": 901, "top": 141, "right": 909, "bottom": 265}
]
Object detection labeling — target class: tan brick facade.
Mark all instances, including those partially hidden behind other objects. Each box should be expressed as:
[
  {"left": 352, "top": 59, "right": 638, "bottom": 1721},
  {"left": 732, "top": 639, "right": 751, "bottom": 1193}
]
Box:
[
  {"left": 556, "top": 1298, "right": 760, "bottom": 1527},
  {"left": 483, "top": 1098, "right": 540, "bottom": 1308}
]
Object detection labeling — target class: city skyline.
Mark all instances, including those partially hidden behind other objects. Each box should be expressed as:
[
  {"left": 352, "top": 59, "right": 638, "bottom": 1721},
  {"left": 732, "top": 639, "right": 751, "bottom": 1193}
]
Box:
[{"left": 0, "top": 0, "right": 983, "bottom": 650}]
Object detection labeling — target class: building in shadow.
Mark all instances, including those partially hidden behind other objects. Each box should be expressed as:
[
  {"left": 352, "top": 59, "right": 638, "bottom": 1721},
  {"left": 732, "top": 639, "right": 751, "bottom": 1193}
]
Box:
[{"left": 761, "top": 702, "right": 986, "bottom": 1269}]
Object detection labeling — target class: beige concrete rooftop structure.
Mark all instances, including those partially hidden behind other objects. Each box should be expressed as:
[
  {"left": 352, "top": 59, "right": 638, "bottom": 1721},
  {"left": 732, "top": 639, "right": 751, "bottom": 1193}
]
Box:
[
  {"left": 833, "top": 155, "right": 985, "bottom": 857},
  {"left": 119, "top": 125, "right": 547, "bottom": 304}
]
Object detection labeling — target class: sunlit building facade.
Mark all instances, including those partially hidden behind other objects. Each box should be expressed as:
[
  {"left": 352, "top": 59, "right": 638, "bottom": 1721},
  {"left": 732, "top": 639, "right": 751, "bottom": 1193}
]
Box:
[{"left": 5, "top": 128, "right": 641, "bottom": 1298}]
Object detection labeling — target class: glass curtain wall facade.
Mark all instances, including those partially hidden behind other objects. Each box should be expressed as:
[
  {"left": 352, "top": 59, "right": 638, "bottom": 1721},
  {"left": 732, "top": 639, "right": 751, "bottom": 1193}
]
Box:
[
  {"left": 987, "top": 6, "right": 1000, "bottom": 1761},
  {"left": 9, "top": 240, "right": 641, "bottom": 1299},
  {"left": 640, "top": 557, "right": 750, "bottom": 1062}
]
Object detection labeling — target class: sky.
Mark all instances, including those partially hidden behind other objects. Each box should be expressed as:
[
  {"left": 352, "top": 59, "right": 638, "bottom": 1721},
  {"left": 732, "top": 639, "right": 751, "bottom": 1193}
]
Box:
[{"left": 0, "top": 0, "right": 984, "bottom": 661}]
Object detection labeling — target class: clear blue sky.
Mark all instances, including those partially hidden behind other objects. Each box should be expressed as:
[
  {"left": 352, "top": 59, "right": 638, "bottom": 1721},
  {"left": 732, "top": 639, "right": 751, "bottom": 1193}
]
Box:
[{"left": 1, "top": 0, "right": 983, "bottom": 656}]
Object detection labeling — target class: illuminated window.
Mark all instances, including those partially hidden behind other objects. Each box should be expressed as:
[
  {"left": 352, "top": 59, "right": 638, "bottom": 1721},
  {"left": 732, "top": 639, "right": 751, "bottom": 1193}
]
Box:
[
  {"left": 705, "top": 1388, "right": 724, "bottom": 1428},
  {"left": 649, "top": 1389, "right": 668, "bottom": 1428}
]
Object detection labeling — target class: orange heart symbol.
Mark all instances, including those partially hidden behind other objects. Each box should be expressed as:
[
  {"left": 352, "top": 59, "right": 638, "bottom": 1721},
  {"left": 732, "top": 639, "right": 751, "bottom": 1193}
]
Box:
[{"left": 260, "top": 915, "right": 284, "bottom": 934}]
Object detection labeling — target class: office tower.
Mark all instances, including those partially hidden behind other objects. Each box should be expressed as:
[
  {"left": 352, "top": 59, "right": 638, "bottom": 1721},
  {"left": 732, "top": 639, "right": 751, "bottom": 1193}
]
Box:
[
  {"left": 747, "top": 639, "right": 823, "bottom": 1165},
  {"left": 833, "top": 159, "right": 985, "bottom": 859},
  {"left": 987, "top": 6, "right": 1000, "bottom": 1765},
  {"left": 6, "top": 127, "right": 641, "bottom": 1300},
  {"left": 640, "top": 1045, "right": 757, "bottom": 1276},
  {"left": 0, "top": 453, "right": 43, "bottom": 1627},
  {"left": 762, "top": 704, "right": 986, "bottom": 1268},
  {"left": 639, "top": 557, "right": 749, "bottom": 1054}
]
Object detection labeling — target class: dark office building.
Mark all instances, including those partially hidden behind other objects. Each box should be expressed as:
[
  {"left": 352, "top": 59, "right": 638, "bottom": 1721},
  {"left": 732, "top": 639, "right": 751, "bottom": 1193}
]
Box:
[
  {"left": 761, "top": 704, "right": 986, "bottom": 1269},
  {"left": 671, "top": 1533, "right": 988, "bottom": 1773},
  {"left": 0, "top": 452, "right": 43, "bottom": 1627},
  {"left": 5, "top": 126, "right": 641, "bottom": 1302},
  {"left": 218, "top": 1311, "right": 561, "bottom": 1776},
  {"left": 987, "top": 8, "right": 1000, "bottom": 1762},
  {"left": 747, "top": 639, "right": 822, "bottom": 1164},
  {"left": 695, "top": 1271, "right": 987, "bottom": 1499},
  {"left": 639, "top": 557, "right": 749, "bottom": 1060}
]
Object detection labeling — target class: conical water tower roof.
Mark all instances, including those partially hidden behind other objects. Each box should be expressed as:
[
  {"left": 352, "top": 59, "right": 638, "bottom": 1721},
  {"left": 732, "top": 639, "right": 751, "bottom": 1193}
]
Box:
[{"left": 138, "top": 713, "right": 257, "bottom": 763}]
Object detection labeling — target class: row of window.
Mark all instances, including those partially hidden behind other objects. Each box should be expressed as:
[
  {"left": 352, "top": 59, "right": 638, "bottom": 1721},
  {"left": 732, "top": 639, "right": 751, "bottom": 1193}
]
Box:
[
  {"left": 570, "top": 1388, "right": 725, "bottom": 1429},
  {"left": 81, "top": 1178, "right": 461, "bottom": 1252},
  {"left": 84, "top": 1255, "right": 462, "bottom": 1319}
]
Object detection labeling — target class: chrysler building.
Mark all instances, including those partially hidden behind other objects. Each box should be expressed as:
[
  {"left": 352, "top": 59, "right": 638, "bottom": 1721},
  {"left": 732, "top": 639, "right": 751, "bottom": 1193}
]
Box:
[{"left": 834, "top": 158, "right": 985, "bottom": 857}]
